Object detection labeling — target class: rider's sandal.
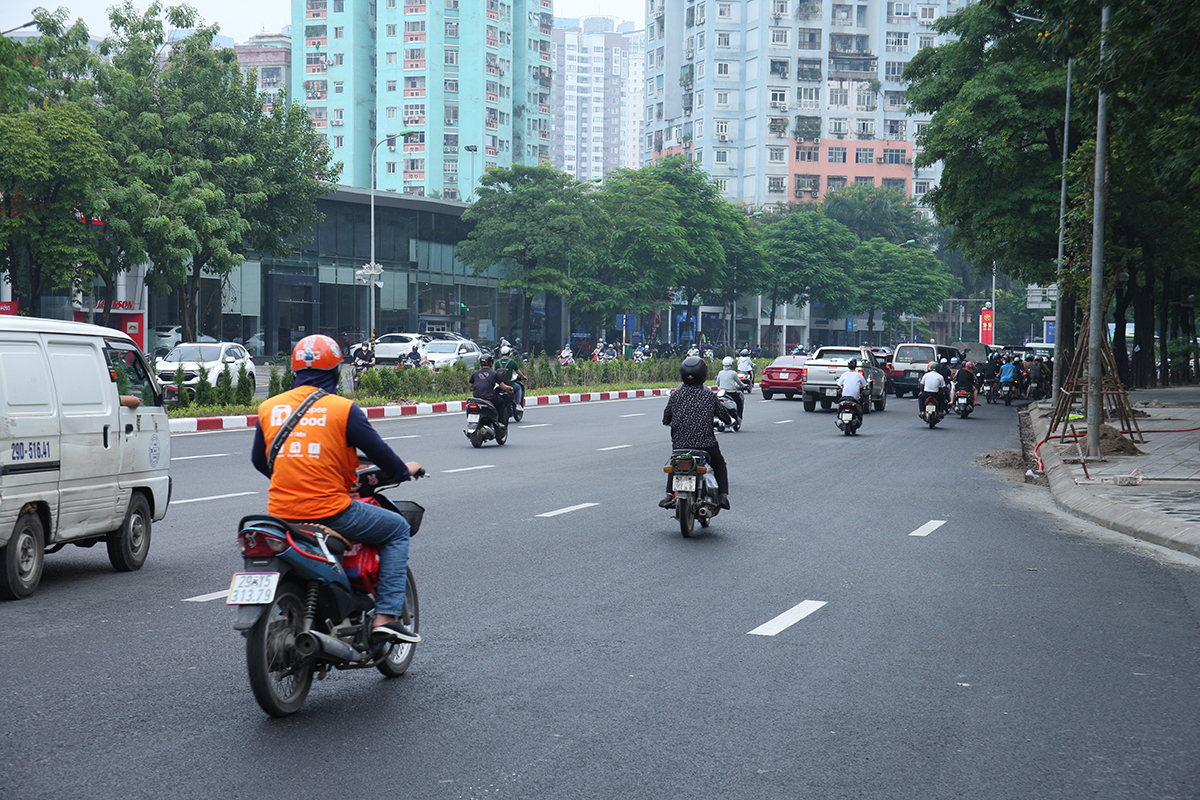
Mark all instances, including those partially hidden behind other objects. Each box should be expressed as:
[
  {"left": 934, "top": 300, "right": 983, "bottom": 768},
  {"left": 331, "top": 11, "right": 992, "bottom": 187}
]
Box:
[{"left": 371, "top": 621, "right": 421, "bottom": 644}]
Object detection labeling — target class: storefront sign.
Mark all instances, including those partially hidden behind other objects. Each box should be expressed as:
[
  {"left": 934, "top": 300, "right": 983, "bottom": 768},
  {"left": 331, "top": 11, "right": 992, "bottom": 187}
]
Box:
[{"left": 0, "top": 301, "right": 17, "bottom": 315}]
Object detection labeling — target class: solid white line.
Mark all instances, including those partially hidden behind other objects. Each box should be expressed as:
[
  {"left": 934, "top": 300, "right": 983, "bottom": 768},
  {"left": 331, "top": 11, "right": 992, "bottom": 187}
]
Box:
[
  {"left": 182, "top": 590, "right": 228, "bottom": 603},
  {"left": 909, "top": 519, "right": 947, "bottom": 537},
  {"left": 620, "top": 413, "right": 645, "bottom": 417},
  {"left": 173, "top": 491, "right": 258, "bottom": 505},
  {"left": 520, "top": 423, "right": 551, "bottom": 428},
  {"left": 597, "top": 445, "right": 632, "bottom": 451},
  {"left": 759, "top": 400, "right": 775, "bottom": 403},
  {"left": 536, "top": 502, "right": 599, "bottom": 518},
  {"left": 748, "top": 600, "right": 828, "bottom": 636},
  {"left": 774, "top": 419, "right": 794, "bottom": 424},
  {"left": 442, "top": 465, "right": 496, "bottom": 473},
  {"left": 383, "top": 435, "right": 421, "bottom": 440},
  {"left": 171, "top": 453, "right": 229, "bottom": 461}
]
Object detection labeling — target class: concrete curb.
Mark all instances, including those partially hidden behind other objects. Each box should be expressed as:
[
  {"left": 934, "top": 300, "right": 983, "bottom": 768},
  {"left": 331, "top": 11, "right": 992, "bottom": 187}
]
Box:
[
  {"left": 168, "top": 387, "right": 673, "bottom": 434},
  {"left": 1029, "top": 409, "right": 1200, "bottom": 560}
]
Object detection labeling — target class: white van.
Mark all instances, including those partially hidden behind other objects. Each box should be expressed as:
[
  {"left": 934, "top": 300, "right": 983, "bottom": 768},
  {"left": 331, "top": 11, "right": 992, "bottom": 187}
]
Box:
[{"left": 0, "top": 317, "right": 171, "bottom": 599}]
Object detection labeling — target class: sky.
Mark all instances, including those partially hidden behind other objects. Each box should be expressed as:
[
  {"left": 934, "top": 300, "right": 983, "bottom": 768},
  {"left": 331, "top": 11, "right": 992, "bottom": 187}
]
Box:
[{"left": 1, "top": 0, "right": 646, "bottom": 45}]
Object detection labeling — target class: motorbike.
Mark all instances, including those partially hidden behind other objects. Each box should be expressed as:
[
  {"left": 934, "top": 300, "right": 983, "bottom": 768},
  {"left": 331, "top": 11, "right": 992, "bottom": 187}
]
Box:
[
  {"left": 1000, "top": 380, "right": 1016, "bottom": 406},
  {"left": 351, "top": 357, "right": 374, "bottom": 390},
  {"left": 834, "top": 394, "right": 863, "bottom": 435},
  {"left": 954, "top": 389, "right": 974, "bottom": 419},
  {"left": 736, "top": 370, "right": 754, "bottom": 393},
  {"left": 464, "top": 397, "right": 508, "bottom": 447},
  {"left": 229, "top": 463, "right": 425, "bottom": 717},
  {"left": 982, "top": 378, "right": 996, "bottom": 404},
  {"left": 919, "top": 393, "right": 947, "bottom": 428},
  {"left": 662, "top": 449, "right": 720, "bottom": 537},
  {"left": 714, "top": 388, "right": 741, "bottom": 432}
]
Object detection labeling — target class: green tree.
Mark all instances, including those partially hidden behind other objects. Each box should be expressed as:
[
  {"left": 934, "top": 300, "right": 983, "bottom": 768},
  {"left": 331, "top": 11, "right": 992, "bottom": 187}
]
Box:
[
  {"left": 822, "top": 184, "right": 932, "bottom": 245},
  {"left": 759, "top": 209, "right": 859, "bottom": 354},
  {"left": 457, "top": 163, "right": 607, "bottom": 346},
  {"left": 850, "top": 238, "right": 955, "bottom": 342}
]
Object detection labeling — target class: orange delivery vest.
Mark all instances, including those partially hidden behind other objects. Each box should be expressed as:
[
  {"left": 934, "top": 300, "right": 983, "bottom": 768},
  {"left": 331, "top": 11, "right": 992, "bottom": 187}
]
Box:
[{"left": 257, "top": 386, "right": 359, "bottom": 520}]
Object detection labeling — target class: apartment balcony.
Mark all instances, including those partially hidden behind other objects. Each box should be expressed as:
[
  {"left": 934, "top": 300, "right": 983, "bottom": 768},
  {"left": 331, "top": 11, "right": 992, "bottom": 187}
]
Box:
[
  {"left": 487, "top": 8, "right": 499, "bottom": 20},
  {"left": 404, "top": 171, "right": 425, "bottom": 180},
  {"left": 538, "top": 130, "right": 550, "bottom": 139},
  {"left": 486, "top": 120, "right": 498, "bottom": 130},
  {"left": 405, "top": 33, "right": 426, "bottom": 42},
  {"left": 404, "top": 143, "right": 425, "bottom": 152},
  {"left": 795, "top": 2, "right": 822, "bottom": 19},
  {"left": 797, "top": 67, "right": 822, "bottom": 81},
  {"left": 306, "top": 64, "right": 327, "bottom": 74},
  {"left": 405, "top": 89, "right": 426, "bottom": 97},
  {"left": 485, "top": 145, "right": 498, "bottom": 156},
  {"left": 306, "top": 37, "right": 327, "bottom": 47},
  {"left": 404, "top": 116, "right": 425, "bottom": 126},
  {"left": 307, "top": 9, "right": 326, "bottom": 19},
  {"left": 540, "top": 52, "right": 551, "bottom": 62},
  {"left": 486, "top": 65, "right": 500, "bottom": 76},
  {"left": 887, "top": 15, "right": 911, "bottom": 24},
  {"left": 795, "top": 186, "right": 819, "bottom": 198},
  {"left": 539, "top": 103, "right": 550, "bottom": 114},
  {"left": 404, "top": 60, "right": 426, "bottom": 70},
  {"left": 306, "top": 91, "right": 327, "bottom": 101},
  {"left": 487, "top": 39, "right": 499, "bottom": 48},
  {"left": 828, "top": 67, "right": 877, "bottom": 81},
  {"left": 486, "top": 92, "right": 498, "bottom": 103},
  {"left": 405, "top": 4, "right": 427, "bottom": 13}
]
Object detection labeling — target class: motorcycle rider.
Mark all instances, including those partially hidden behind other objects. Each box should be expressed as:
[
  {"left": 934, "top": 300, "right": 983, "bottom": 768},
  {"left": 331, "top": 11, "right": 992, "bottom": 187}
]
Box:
[
  {"left": 495, "top": 344, "right": 525, "bottom": 410},
  {"left": 659, "top": 356, "right": 732, "bottom": 510},
  {"left": 918, "top": 360, "right": 948, "bottom": 416},
  {"left": 836, "top": 358, "right": 869, "bottom": 418},
  {"left": 404, "top": 343, "right": 422, "bottom": 368},
  {"left": 999, "top": 356, "right": 1018, "bottom": 395},
  {"left": 469, "top": 352, "right": 513, "bottom": 428},
  {"left": 954, "top": 359, "right": 978, "bottom": 408},
  {"left": 736, "top": 348, "right": 754, "bottom": 382},
  {"left": 715, "top": 356, "right": 744, "bottom": 420},
  {"left": 251, "top": 335, "right": 422, "bottom": 643}
]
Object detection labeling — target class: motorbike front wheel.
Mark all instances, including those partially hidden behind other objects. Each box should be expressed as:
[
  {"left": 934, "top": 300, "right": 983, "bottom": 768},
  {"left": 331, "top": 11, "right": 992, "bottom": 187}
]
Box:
[
  {"left": 677, "top": 495, "right": 695, "bottom": 538},
  {"left": 246, "top": 581, "right": 314, "bottom": 717},
  {"left": 512, "top": 403, "right": 524, "bottom": 422},
  {"left": 377, "top": 566, "right": 419, "bottom": 678}
]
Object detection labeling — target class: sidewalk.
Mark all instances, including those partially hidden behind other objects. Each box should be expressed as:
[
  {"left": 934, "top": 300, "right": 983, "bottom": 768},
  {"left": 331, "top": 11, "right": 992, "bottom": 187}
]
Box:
[
  {"left": 168, "top": 387, "right": 672, "bottom": 432},
  {"left": 1027, "top": 390, "right": 1200, "bottom": 559}
]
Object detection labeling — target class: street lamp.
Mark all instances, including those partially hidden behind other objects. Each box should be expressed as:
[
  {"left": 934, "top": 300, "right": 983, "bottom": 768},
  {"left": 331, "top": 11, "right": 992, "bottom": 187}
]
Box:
[
  {"left": 1, "top": 21, "right": 37, "bottom": 35},
  {"left": 363, "top": 130, "right": 415, "bottom": 343},
  {"left": 462, "top": 145, "right": 478, "bottom": 201}
]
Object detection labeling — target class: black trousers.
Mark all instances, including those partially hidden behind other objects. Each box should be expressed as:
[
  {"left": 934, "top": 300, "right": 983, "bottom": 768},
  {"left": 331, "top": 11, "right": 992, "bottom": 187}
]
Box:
[{"left": 666, "top": 445, "right": 729, "bottom": 496}]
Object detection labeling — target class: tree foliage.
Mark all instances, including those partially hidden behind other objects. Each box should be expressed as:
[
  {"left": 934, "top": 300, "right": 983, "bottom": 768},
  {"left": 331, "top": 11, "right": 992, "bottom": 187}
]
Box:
[
  {"left": 822, "top": 184, "right": 932, "bottom": 245},
  {"left": 850, "top": 238, "right": 955, "bottom": 339}
]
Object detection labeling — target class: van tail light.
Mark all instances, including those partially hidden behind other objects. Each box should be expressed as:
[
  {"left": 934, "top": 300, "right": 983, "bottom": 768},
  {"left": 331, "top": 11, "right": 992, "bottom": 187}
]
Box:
[{"left": 238, "top": 528, "right": 287, "bottom": 557}]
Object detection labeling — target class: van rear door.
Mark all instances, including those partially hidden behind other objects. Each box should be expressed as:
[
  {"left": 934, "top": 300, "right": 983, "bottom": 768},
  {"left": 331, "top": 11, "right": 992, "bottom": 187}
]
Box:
[
  {"left": 45, "top": 335, "right": 122, "bottom": 540},
  {"left": 0, "top": 333, "right": 61, "bottom": 537}
]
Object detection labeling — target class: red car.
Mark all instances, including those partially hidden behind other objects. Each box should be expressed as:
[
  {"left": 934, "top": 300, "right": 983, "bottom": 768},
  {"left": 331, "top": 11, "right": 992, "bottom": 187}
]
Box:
[{"left": 760, "top": 355, "right": 808, "bottom": 400}]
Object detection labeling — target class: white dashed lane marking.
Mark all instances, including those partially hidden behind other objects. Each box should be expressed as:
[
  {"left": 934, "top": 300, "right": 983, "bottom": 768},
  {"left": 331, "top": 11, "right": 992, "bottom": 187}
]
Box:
[
  {"left": 442, "top": 465, "right": 496, "bottom": 474},
  {"left": 909, "top": 520, "right": 947, "bottom": 537},
  {"left": 173, "top": 491, "right": 258, "bottom": 505},
  {"left": 171, "top": 453, "right": 229, "bottom": 461},
  {"left": 183, "top": 590, "right": 229, "bottom": 603},
  {"left": 748, "top": 600, "right": 828, "bottom": 636},
  {"left": 383, "top": 435, "right": 421, "bottom": 440},
  {"left": 774, "top": 419, "right": 794, "bottom": 424},
  {"left": 620, "top": 413, "right": 645, "bottom": 417},
  {"left": 598, "top": 445, "right": 632, "bottom": 451},
  {"left": 536, "top": 503, "right": 599, "bottom": 518}
]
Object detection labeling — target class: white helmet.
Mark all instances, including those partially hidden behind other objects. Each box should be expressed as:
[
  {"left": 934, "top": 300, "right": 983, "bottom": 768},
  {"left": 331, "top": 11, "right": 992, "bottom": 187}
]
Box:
[
  {"left": 500, "top": 345, "right": 511, "bottom": 355},
  {"left": 722, "top": 356, "right": 734, "bottom": 368}
]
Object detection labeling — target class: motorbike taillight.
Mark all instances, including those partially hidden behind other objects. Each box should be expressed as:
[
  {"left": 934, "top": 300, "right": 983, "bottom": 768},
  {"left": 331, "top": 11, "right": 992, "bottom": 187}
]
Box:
[
  {"left": 673, "top": 459, "right": 693, "bottom": 473},
  {"left": 238, "top": 529, "right": 287, "bottom": 557}
]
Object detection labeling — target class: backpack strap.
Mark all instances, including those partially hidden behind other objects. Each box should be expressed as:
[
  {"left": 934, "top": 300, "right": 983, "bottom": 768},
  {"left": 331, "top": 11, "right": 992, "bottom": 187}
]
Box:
[{"left": 266, "top": 390, "right": 328, "bottom": 475}]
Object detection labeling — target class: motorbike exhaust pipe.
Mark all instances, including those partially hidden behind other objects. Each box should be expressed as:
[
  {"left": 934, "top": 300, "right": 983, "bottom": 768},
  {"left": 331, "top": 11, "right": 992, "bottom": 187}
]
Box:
[{"left": 294, "top": 629, "right": 369, "bottom": 662}]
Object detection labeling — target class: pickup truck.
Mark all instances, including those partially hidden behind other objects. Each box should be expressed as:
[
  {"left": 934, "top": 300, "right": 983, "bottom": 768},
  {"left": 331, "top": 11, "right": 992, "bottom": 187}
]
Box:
[{"left": 800, "top": 346, "right": 887, "bottom": 413}]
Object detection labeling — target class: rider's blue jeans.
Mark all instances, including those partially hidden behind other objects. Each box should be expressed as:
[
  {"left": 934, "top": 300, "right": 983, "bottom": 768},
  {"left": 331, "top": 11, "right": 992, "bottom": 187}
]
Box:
[{"left": 322, "top": 499, "right": 411, "bottom": 617}]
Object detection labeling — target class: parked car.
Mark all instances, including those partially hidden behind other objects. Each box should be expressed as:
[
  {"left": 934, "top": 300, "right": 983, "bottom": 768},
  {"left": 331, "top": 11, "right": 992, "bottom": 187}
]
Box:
[
  {"left": 422, "top": 331, "right": 469, "bottom": 342},
  {"left": 156, "top": 342, "right": 256, "bottom": 397},
  {"left": 153, "top": 325, "right": 217, "bottom": 351},
  {"left": 352, "top": 332, "right": 427, "bottom": 363},
  {"left": 760, "top": 355, "right": 808, "bottom": 400},
  {"left": 422, "top": 339, "right": 482, "bottom": 371}
]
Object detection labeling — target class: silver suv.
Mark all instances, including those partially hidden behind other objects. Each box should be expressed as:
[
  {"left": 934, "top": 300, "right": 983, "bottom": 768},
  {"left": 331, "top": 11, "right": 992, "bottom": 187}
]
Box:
[{"left": 890, "top": 343, "right": 963, "bottom": 397}]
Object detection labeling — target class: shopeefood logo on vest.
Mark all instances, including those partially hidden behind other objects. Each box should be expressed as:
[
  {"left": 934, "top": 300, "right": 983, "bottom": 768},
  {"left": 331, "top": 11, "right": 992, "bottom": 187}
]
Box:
[{"left": 270, "top": 405, "right": 292, "bottom": 426}]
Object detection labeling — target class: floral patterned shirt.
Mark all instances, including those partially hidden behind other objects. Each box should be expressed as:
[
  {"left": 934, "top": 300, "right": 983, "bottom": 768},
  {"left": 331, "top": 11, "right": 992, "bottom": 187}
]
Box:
[{"left": 662, "top": 383, "right": 729, "bottom": 449}]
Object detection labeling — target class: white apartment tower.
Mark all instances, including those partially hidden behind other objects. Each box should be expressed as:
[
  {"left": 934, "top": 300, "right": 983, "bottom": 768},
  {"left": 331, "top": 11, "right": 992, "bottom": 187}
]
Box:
[
  {"left": 551, "top": 17, "right": 646, "bottom": 180},
  {"left": 643, "top": 0, "right": 956, "bottom": 208}
]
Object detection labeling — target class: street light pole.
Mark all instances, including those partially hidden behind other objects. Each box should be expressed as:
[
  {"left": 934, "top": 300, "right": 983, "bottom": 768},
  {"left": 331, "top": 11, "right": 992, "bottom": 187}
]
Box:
[
  {"left": 463, "top": 145, "right": 478, "bottom": 201},
  {"left": 1086, "top": 5, "right": 1111, "bottom": 459},
  {"left": 364, "top": 130, "right": 414, "bottom": 343}
]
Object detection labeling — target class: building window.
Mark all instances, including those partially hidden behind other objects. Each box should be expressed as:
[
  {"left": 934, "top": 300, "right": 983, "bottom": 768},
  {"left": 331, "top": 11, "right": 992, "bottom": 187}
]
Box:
[
  {"left": 716, "top": 61, "right": 730, "bottom": 77},
  {"left": 445, "top": 49, "right": 459, "bottom": 65},
  {"left": 386, "top": 0, "right": 396, "bottom": 6},
  {"left": 334, "top": 81, "right": 344, "bottom": 93},
  {"left": 333, "top": 26, "right": 344, "bottom": 38},
  {"left": 918, "top": 34, "right": 936, "bottom": 50},
  {"left": 855, "top": 147, "right": 873, "bottom": 164},
  {"left": 386, "top": 24, "right": 396, "bottom": 36},
  {"left": 855, "top": 176, "right": 875, "bottom": 185},
  {"left": 889, "top": 2, "right": 911, "bottom": 17},
  {"left": 405, "top": 20, "right": 425, "bottom": 32},
  {"left": 715, "top": 119, "right": 729, "bottom": 136},
  {"left": 333, "top": 53, "right": 344, "bottom": 65},
  {"left": 799, "top": 86, "right": 819, "bottom": 108},
  {"left": 716, "top": 178, "right": 727, "bottom": 192},
  {"left": 716, "top": 90, "right": 729, "bottom": 106},
  {"left": 717, "top": 3, "right": 731, "bottom": 18},
  {"left": 768, "top": 176, "right": 786, "bottom": 192},
  {"left": 405, "top": 48, "right": 425, "bottom": 61},
  {"left": 771, "top": 28, "right": 789, "bottom": 46},
  {"left": 914, "top": 179, "right": 931, "bottom": 195},
  {"left": 768, "top": 147, "right": 786, "bottom": 162},
  {"left": 386, "top": 161, "right": 397, "bottom": 173},
  {"left": 715, "top": 150, "right": 728, "bottom": 163},
  {"left": 696, "top": 90, "right": 704, "bottom": 107},
  {"left": 446, "top": 22, "right": 458, "bottom": 37},
  {"left": 857, "top": 118, "right": 875, "bottom": 136},
  {"left": 386, "top": 52, "right": 397, "bottom": 64},
  {"left": 445, "top": 78, "right": 459, "bottom": 92},
  {"left": 827, "top": 175, "right": 847, "bottom": 190},
  {"left": 386, "top": 79, "right": 397, "bottom": 91},
  {"left": 882, "top": 177, "right": 906, "bottom": 191},
  {"left": 829, "top": 87, "right": 848, "bottom": 107},
  {"left": 334, "top": 135, "right": 344, "bottom": 147},
  {"left": 886, "top": 119, "right": 908, "bottom": 138},
  {"left": 883, "top": 147, "right": 906, "bottom": 164},
  {"left": 770, "top": 88, "right": 787, "bottom": 105},
  {"left": 829, "top": 118, "right": 849, "bottom": 135},
  {"left": 387, "top": 107, "right": 397, "bottom": 120},
  {"left": 828, "top": 147, "right": 847, "bottom": 163},
  {"left": 885, "top": 61, "right": 905, "bottom": 81},
  {"left": 717, "top": 31, "right": 730, "bottom": 47},
  {"left": 919, "top": 5, "right": 937, "bottom": 22},
  {"left": 333, "top": 0, "right": 344, "bottom": 10},
  {"left": 886, "top": 32, "right": 909, "bottom": 53},
  {"left": 796, "top": 145, "right": 818, "bottom": 161}
]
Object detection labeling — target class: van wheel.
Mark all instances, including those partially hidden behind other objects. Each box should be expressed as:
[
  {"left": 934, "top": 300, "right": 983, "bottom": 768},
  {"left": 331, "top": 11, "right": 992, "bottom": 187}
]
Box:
[
  {"left": 1, "top": 509, "right": 45, "bottom": 600},
  {"left": 107, "top": 493, "right": 151, "bottom": 572}
]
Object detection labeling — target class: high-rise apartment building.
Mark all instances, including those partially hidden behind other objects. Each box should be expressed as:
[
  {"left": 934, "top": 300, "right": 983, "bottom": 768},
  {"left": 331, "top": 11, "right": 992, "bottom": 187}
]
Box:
[
  {"left": 235, "top": 31, "right": 293, "bottom": 114},
  {"left": 644, "top": 0, "right": 958, "bottom": 208},
  {"left": 293, "top": 0, "right": 553, "bottom": 200},
  {"left": 551, "top": 16, "right": 646, "bottom": 180}
]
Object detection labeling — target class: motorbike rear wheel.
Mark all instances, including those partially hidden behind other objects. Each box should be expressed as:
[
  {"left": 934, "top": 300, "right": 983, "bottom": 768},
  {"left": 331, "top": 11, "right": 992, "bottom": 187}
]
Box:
[
  {"left": 470, "top": 429, "right": 484, "bottom": 448},
  {"left": 246, "top": 581, "right": 314, "bottom": 717},
  {"left": 377, "top": 566, "right": 419, "bottom": 678},
  {"left": 512, "top": 403, "right": 524, "bottom": 422},
  {"left": 678, "top": 495, "right": 695, "bottom": 538},
  {"left": 496, "top": 424, "right": 508, "bottom": 445}
]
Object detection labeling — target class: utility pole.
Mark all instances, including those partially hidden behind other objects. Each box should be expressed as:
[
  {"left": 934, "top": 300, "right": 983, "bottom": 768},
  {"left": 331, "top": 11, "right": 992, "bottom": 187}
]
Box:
[{"left": 1086, "top": 6, "right": 1110, "bottom": 459}]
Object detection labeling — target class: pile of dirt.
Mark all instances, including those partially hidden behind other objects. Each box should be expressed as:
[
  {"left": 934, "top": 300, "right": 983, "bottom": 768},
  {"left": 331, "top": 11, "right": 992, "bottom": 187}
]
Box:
[
  {"left": 974, "top": 450, "right": 1027, "bottom": 470},
  {"left": 1098, "top": 423, "right": 1145, "bottom": 455}
]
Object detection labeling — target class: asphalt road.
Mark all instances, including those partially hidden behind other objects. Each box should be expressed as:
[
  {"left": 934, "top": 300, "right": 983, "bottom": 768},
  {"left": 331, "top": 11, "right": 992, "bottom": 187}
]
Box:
[{"left": 2, "top": 392, "right": 1199, "bottom": 800}]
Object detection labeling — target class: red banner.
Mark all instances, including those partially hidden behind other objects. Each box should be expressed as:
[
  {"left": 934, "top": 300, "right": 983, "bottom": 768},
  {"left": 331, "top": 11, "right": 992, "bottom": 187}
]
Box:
[
  {"left": 0, "top": 301, "right": 17, "bottom": 316},
  {"left": 980, "top": 308, "right": 994, "bottom": 345}
]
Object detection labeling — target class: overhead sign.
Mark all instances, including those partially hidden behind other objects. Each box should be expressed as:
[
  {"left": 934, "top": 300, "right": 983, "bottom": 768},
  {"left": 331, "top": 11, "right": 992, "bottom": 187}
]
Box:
[{"left": 1026, "top": 284, "right": 1058, "bottom": 309}]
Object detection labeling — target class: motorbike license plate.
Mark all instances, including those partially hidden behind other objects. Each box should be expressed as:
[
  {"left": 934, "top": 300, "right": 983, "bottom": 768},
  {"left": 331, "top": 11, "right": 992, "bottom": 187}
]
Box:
[
  {"left": 673, "top": 475, "right": 696, "bottom": 492},
  {"left": 840, "top": 412, "right": 855, "bottom": 422},
  {"left": 779, "top": 372, "right": 789, "bottom": 379},
  {"left": 226, "top": 572, "right": 279, "bottom": 605},
  {"left": 466, "top": 413, "right": 480, "bottom": 423},
  {"left": 825, "top": 387, "right": 839, "bottom": 396}
]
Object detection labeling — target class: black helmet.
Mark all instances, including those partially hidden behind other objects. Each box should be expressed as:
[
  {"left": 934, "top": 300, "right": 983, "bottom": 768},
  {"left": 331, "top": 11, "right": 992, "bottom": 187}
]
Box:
[
  {"left": 479, "top": 353, "right": 494, "bottom": 366},
  {"left": 680, "top": 355, "right": 707, "bottom": 385}
]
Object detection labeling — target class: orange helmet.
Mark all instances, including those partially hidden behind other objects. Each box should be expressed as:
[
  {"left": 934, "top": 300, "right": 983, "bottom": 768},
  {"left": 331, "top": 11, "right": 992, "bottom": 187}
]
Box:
[{"left": 291, "top": 335, "right": 342, "bottom": 372}]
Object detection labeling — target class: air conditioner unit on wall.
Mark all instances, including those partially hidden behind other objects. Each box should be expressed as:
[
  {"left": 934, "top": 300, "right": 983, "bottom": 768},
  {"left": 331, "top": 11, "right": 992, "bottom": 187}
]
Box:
[{"left": 810, "top": 189, "right": 818, "bottom": 197}]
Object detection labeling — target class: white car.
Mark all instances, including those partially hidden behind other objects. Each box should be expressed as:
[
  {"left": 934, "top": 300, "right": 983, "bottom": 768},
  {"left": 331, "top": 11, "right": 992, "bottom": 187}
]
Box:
[
  {"left": 422, "top": 339, "right": 482, "bottom": 371},
  {"left": 352, "top": 332, "right": 427, "bottom": 363},
  {"left": 153, "top": 325, "right": 217, "bottom": 351},
  {"left": 156, "top": 342, "right": 256, "bottom": 397}
]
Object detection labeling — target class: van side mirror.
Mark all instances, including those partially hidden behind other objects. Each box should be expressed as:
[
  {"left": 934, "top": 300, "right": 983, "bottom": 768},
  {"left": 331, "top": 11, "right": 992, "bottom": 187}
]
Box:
[{"left": 163, "top": 384, "right": 180, "bottom": 406}]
